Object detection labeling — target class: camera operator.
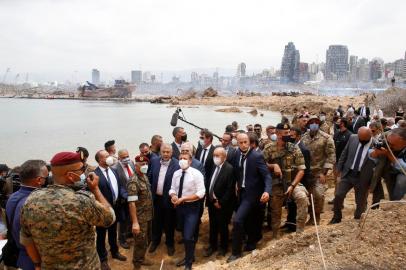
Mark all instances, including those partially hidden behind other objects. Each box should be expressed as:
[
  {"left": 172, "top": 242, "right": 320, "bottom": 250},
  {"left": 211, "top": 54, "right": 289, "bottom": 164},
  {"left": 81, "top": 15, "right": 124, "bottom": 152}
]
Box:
[{"left": 370, "top": 128, "right": 406, "bottom": 200}]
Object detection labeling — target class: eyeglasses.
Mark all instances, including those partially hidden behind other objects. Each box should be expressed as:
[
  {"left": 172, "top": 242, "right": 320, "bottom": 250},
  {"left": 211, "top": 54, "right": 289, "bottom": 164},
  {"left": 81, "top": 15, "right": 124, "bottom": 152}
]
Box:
[{"left": 70, "top": 164, "right": 88, "bottom": 173}]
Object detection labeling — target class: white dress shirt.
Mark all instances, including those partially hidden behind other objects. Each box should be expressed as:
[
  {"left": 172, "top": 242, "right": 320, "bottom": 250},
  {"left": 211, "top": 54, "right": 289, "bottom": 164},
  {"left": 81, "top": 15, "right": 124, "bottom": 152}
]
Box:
[
  {"left": 209, "top": 162, "right": 224, "bottom": 199},
  {"left": 200, "top": 145, "right": 212, "bottom": 165},
  {"left": 351, "top": 139, "right": 372, "bottom": 171},
  {"left": 169, "top": 167, "right": 205, "bottom": 200},
  {"left": 120, "top": 162, "right": 133, "bottom": 180},
  {"left": 239, "top": 150, "right": 249, "bottom": 188},
  {"left": 99, "top": 166, "right": 119, "bottom": 201},
  {"left": 156, "top": 160, "right": 169, "bottom": 195}
]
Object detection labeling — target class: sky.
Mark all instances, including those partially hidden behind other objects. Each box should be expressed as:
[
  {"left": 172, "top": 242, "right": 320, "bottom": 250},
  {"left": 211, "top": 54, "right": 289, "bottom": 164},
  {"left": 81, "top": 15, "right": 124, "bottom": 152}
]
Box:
[{"left": 0, "top": 0, "right": 405, "bottom": 82}]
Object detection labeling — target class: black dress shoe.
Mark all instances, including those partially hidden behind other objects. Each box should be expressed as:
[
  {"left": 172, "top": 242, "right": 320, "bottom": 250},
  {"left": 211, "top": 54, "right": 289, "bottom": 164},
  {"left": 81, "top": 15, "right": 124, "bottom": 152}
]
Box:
[
  {"left": 227, "top": 254, "right": 241, "bottom": 263},
  {"left": 148, "top": 243, "right": 159, "bottom": 253},
  {"left": 244, "top": 243, "right": 256, "bottom": 252},
  {"left": 329, "top": 217, "right": 341, "bottom": 224},
  {"left": 112, "top": 252, "right": 127, "bottom": 261},
  {"left": 176, "top": 258, "right": 194, "bottom": 267},
  {"left": 167, "top": 245, "right": 175, "bottom": 256},
  {"left": 217, "top": 248, "right": 227, "bottom": 257},
  {"left": 203, "top": 246, "right": 217, "bottom": 257},
  {"left": 120, "top": 241, "right": 130, "bottom": 249},
  {"left": 184, "top": 266, "right": 192, "bottom": 270}
]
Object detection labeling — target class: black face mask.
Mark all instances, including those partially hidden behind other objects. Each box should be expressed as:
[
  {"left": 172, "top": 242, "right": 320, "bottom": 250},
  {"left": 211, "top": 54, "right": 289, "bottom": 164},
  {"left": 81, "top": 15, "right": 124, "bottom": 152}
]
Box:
[
  {"left": 181, "top": 134, "right": 187, "bottom": 142},
  {"left": 359, "top": 139, "right": 370, "bottom": 146},
  {"left": 282, "top": 136, "right": 291, "bottom": 143}
]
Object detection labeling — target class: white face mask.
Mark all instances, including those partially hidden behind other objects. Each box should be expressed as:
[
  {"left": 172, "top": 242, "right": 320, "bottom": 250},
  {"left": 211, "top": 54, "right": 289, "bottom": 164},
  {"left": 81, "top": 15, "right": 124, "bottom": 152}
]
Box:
[
  {"left": 213, "top": 157, "right": 222, "bottom": 166},
  {"left": 199, "top": 139, "right": 204, "bottom": 146},
  {"left": 140, "top": 165, "right": 148, "bottom": 174},
  {"left": 319, "top": 115, "right": 326, "bottom": 122},
  {"left": 179, "top": 159, "right": 189, "bottom": 170},
  {"left": 231, "top": 138, "right": 238, "bottom": 146},
  {"left": 270, "top": 134, "right": 277, "bottom": 141},
  {"left": 106, "top": 156, "right": 115, "bottom": 166}
]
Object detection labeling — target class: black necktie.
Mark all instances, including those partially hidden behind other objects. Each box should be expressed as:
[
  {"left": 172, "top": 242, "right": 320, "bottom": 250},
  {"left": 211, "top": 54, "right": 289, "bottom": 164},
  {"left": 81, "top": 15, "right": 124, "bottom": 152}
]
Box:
[
  {"left": 353, "top": 144, "right": 365, "bottom": 172},
  {"left": 201, "top": 149, "right": 208, "bottom": 165},
  {"left": 105, "top": 168, "right": 116, "bottom": 201},
  {"left": 239, "top": 153, "right": 247, "bottom": 187},
  {"left": 209, "top": 166, "right": 220, "bottom": 200},
  {"left": 178, "top": 171, "right": 186, "bottom": 198}
]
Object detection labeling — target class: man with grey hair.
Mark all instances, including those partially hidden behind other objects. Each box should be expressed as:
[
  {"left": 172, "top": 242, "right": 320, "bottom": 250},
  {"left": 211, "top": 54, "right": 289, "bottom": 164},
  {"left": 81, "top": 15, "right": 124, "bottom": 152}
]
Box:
[
  {"left": 181, "top": 142, "right": 205, "bottom": 177},
  {"left": 5, "top": 160, "right": 48, "bottom": 270}
]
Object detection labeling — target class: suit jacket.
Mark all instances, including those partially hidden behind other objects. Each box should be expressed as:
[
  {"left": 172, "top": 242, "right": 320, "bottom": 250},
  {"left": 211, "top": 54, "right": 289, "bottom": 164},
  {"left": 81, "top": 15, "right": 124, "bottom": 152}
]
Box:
[
  {"left": 206, "top": 161, "right": 236, "bottom": 210},
  {"left": 192, "top": 158, "right": 206, "bottom": 178},
  {"left": 298, "top": 141, "right": 313, "bottom": 189},
  {"left": 226, "top": 146, "right": 237, "bottom": 163},
  {"left": 336, "top": 135, "right": 376, "bottom": 181},
  {"left": 195, "top": 144, "right": 215, "bottom": 180},
  {"left": 112, "top": 161, "right": 136, "bottom": 191},
  {"left": 94, "top": 166, "right": 128, "bottom": 222},
  {"left": 171, "top": 142, "right": 181, "bottom": 160},
  {"left": 350, "top": 116, "right": 366, "bottom": 133},
  {"left": 357, "top": 106, "right": 370, "bottom": 118},
  {"left": 231, "top": 148, "right": 272, "bottom": 201},
  {"left": 148, "top": 157, "right": 180, "bottom": 208}
]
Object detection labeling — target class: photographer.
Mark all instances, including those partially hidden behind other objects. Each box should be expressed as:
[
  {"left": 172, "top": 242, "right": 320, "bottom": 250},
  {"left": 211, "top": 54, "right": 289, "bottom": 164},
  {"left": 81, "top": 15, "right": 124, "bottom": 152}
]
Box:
[{"left": 370, "top": 128, "right": 406, "bottom": 200}]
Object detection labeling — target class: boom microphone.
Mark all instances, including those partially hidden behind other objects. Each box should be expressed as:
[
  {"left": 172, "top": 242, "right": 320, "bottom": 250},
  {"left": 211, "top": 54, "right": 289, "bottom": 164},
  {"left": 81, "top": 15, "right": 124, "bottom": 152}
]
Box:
[{"left": 170, "top": 110, "right": 179, "bottom": 126}]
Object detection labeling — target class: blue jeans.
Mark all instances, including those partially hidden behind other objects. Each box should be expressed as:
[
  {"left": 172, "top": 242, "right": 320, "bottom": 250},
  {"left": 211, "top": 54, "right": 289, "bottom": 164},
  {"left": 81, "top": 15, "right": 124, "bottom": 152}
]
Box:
[
  {"left": 393, "top": 174, "right": 406, "bottom": 200},
  {"left": 176, "top": 201, "right": 200, "bottom": 267}
]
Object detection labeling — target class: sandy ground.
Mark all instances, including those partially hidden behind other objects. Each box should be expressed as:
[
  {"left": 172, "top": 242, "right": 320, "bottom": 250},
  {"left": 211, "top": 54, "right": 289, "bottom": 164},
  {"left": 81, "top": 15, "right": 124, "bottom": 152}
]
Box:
[
  {"left": 175, "top": 95, "right": 365, "bottom": 115},
  {"left": 108, "top": 175, "right": 396, "bottom": 270}
]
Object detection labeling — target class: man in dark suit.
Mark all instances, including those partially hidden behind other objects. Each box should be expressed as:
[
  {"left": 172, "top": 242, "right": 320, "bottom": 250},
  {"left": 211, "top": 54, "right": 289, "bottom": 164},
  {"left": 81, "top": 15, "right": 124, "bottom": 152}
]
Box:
[
  {"left": 221, "top": 132, "right": 237, "bottom": 163},
  {"left": 171, "top": 127, "right": 187, "bottom": 159},
  {"left": 357, "top": 103, "right": 370, "bottom": 123},
  {"left": 349, "top": 111, "right": 366, "bottom": 134},
  {"left": 227, "top": 133, "right": 272, "bottom": 263},
  {"left": 195, "top": 130, "right": 215, "bottom": 179},
  {"left": 147, "top": 143, "right": 180, "bottom": 256},
  {"left": 204, "top": 147, "right": 236, "bottom": 257},
  {"left": 113, "top": 149, "right": 136, "bottom": 249},
  {"left": 94, "top": 150, "right": 127, "bottom": 270},
  {"left": 330, "top": 127, "right": 376, "bottom": 224}
]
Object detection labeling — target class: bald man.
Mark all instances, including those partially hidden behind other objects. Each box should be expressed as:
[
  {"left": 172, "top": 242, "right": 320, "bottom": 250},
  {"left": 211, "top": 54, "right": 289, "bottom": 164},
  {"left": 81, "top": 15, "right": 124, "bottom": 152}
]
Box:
[
  {"left": 20, "top": 152, "right": 115, "bottom": 270},
  {"left": 330, "top": 127, "right": 376, "bottom": 224},
  {"left": 204, "top": 147, "right": 236, "bottom": 257}
]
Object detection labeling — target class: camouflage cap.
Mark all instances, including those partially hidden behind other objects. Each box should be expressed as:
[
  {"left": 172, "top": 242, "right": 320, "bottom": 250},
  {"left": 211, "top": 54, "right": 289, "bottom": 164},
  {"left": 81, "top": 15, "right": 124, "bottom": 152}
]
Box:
[{"left": 307, "top": 115, "right": 321, "bottom": 126}]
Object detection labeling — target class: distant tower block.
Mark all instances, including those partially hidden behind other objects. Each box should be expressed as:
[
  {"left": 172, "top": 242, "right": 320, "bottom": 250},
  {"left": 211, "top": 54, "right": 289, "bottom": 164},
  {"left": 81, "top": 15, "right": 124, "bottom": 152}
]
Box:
[{"left": 92, "top": 69, "right": 100, "bottom": 85}]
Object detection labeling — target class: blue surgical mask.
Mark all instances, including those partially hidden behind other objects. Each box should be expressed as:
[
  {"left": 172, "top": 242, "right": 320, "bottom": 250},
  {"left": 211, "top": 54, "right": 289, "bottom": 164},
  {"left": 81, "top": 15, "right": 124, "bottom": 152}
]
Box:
[
  {"left": 79, "top": 173, "right": 86, "bottom": 184},
  {"left": 121, "top": 158, "right": 131, "bottom": 165},
  {"left": 309, "top": 123, "right": 319, "bottom": 132},
  {"left": 270, "top": 134, "right": 277, "bottom": 141}
]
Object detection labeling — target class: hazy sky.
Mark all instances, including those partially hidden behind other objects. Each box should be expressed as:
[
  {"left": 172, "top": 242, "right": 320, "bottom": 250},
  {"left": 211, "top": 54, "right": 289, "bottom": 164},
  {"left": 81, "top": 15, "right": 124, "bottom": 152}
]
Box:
[{"left": 0, "top": 0, "right": 405, "bottom": 82}]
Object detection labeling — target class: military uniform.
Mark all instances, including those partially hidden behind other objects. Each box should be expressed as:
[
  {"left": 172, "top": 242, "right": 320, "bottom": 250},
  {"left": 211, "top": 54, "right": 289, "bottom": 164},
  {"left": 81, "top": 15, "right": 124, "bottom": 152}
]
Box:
[
  {"left": 301, "top": 130, "right": 336, "bottom": 219},
  {"left": 263, "top": 141, "right": 309, "bottom": 235},
  {"left": 20, "top": 184, "right": 116, "bottom": 270},
  {"left": 320, "top": 121, "right": 331, "bottom": 135},
  {"left": 127, "top": 172, "right": 153, "bottom": 268}
]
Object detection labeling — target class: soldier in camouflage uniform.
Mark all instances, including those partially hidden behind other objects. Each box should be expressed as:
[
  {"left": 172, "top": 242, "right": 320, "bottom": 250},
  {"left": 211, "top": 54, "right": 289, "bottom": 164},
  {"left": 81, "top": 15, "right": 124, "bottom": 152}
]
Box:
[
  {"left": 263, "top": 123, "right": 309, "bottom": 238},
  {"left": 127, "top": 155, "right": 154, "bottom": 269},
  {"left": 302, "top": 116, "right": 336, "bottom": 224},
  {"left": 319, "top": 112, "right": 331, "bottom": 135},
  {"left": 19, "top": 152, "right": 115, "bottom": 270}
]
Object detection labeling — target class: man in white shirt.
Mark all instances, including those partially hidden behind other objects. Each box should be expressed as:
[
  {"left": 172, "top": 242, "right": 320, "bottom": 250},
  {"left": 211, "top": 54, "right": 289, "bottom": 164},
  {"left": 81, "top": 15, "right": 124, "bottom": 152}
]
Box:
[{"left": 169, "top": 153, "right": 205, "bottom": 270}]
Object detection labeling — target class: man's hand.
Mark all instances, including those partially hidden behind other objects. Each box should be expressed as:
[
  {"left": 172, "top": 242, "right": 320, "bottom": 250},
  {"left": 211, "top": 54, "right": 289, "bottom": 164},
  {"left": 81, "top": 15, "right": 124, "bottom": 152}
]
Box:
[
  {"left": 260, "top": 192, "right": 270, "bottom": 203},
  {"left": 173, "top": 197, "right": 184, "bottom": 206},
  {"left": 214, "top": 201, "right": 221, "bottom": 209},
  {"left": 86, "top": 172, "right": 99, "bottom": 192},
  {"left": 319, "top": 173, "right": 327, "bottom": 184},
  {"left": 171, "top": 195, "right": 178, "bottom": 205},
  {"left": 273, "top": 164, "right": 283, "bottom": 177},
  {"left": 284, "top": 185, "right": 294, "bottom": 197},
  {"left": 132, "top": 222, "right": 140, "bottom": 235}
]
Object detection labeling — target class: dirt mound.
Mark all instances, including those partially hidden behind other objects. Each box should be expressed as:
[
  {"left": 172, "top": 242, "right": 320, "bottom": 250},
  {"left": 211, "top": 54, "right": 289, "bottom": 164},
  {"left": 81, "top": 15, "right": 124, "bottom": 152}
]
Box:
[
  {"left": 215, "top": 107, "right": 242, "bottom": 113},
  {"left": 202, "top": 87, "right": 218, "bottom": 98},
  {"left": 199, "top": 202, "right": 406, "bottom": 270},
  {"left": 375, "top": 87, "right": 406, "bottom": 115}
]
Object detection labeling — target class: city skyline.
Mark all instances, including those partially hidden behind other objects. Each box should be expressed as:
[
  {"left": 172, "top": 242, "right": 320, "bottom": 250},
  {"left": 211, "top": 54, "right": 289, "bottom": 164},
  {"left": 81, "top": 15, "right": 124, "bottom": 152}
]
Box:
[{"left": 0, "top": 0, "right": 405, "bottom": 82}]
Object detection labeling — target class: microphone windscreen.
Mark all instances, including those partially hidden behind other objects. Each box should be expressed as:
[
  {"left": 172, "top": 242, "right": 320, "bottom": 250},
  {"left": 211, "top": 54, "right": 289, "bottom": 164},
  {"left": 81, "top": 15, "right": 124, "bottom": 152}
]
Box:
[{"left": 170, "top": 111, "right": 179, "bottom": 126}]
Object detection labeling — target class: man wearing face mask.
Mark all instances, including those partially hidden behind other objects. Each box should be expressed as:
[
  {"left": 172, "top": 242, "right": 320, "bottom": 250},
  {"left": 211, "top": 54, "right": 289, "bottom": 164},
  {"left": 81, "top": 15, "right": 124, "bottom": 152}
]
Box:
[
  {"left": 139, "top": 143, "right": 152, "bottom": 161},
  {"left": 113, "top": 149, "right": 136, "bottom": 249},
  {"left": 94, "top": 150, "right": 128, "bottom": 269},
  {"left": 227, "top": 133, "right": 272, "bottom": 263},
  {"left": 263, "top": 124, "right": 308, "bottom": 237},
  {"left": 301, "top": 115, "right": 336, "bottom": 225},
  {"left": 259, "top": 125, "right": 276, "bottom": 150},
  {"left": 127, "top": 155, "right": 153, "bottom": 269},
  {"left": 369, "top": 128, "right": 406, "bottom": 200},
  {"left": 20, "top": 152, "right": 115, "bottom": 270},
  {"left": 105, "top": 140, "right": 118, "bottom": 166},
  {"left": 169, "top": 153, "right": 205, "bottom": 270},
  {"left": 148, "top": 144, "right": 180, "bottom": 256},
  {"left": 319, "top": 112, "right": 331, "bottom": 135},
  {"left": 221, "top": 132, "right": 237, "bottom": 162},
  {"left": 172, "top": 127, "right": 187, "bottom": 159},
  {"left": 204, "top": 147, "right": 236, "bottom": 257},
  {"left": 330, "top": 127, "right": 376, "bottom": 224},
  {"left": 5, "top": 160, "right": 48, "bottom": 270},
  {"left": 296, "top": 114, "right": 310, "bottom": 134},
  {"left": 195, "top": 130, "right": 215, "bottom": 179}
]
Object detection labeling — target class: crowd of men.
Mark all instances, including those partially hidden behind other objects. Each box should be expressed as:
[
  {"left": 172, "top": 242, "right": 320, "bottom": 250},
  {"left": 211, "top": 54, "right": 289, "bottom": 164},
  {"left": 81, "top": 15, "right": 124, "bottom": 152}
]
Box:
[{"left": 1, "top": 103, "right": 405, "bottom": 270}]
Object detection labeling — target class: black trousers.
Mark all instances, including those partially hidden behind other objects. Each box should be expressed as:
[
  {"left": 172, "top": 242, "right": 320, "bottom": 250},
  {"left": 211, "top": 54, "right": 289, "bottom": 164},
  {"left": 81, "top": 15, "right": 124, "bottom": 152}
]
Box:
[
  {"left": 151, "top": 196, "right": 176, "bottom": 247},
  {"left": 333, "top": 172, "right": 369, "bottom": 219},
  {"left": 119, "top": 203, "right": 131, "bottom": 243},
  {"left": 208, "top": 201, "right": 231, "bottom": 251},
  {"left": 96, "top": 221, "right": 119, "bottom": 262}
]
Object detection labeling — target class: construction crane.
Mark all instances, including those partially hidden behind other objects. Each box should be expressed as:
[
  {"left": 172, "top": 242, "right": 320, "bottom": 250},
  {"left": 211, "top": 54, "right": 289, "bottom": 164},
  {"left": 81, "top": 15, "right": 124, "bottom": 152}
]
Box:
[{"left": 2, "top": 68, "right": 10, "bottom": 83}]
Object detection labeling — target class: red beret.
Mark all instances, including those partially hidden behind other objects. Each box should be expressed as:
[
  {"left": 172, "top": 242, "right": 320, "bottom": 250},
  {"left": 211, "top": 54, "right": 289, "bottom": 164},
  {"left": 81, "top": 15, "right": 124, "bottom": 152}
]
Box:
[
  {"left": 51, "top": 152, "right": 83, "bottom": 166},
  {"left": 135, "top": 155, "right": 149, "bottom": 163}
]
